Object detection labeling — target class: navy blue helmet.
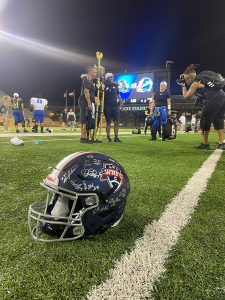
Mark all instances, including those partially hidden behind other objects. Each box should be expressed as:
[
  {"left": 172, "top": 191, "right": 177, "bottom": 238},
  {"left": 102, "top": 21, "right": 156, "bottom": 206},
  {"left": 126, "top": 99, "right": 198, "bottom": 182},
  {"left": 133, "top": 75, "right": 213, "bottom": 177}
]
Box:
[{"left": 28, "top": 152, "right": 130, "bottom": 242}]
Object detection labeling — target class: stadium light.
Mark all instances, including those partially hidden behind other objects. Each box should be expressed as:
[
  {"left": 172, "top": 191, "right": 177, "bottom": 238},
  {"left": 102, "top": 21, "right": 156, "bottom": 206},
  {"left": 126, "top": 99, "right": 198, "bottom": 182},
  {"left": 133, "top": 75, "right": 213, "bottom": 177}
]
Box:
[
  {"left": 0, "top": 30, "right": 95, "bottom": 65},
  {"left": 0, "top": 30, "right": 121, "bottom": 67}
]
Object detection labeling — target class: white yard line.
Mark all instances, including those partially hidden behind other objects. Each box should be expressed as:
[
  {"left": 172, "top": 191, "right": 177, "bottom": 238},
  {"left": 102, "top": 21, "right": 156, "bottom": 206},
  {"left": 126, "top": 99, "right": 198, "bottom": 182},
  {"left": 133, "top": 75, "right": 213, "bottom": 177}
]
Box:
[
  {"left": 86, "top": 149, "right": 223, "bottom": 300},
  {"left": 0, "top": 131, "right": 134, "bottom": 138},
  {"left": 0, "top": 135, "right": 138, "bottom": 144}
]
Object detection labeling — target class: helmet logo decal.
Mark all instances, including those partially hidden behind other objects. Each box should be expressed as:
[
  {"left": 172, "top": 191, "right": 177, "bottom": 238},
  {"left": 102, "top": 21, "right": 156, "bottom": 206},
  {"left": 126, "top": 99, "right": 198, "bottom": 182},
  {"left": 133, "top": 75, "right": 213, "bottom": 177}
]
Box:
[{"left": 101, "top": 164, "right": 126, "bottom": 193}]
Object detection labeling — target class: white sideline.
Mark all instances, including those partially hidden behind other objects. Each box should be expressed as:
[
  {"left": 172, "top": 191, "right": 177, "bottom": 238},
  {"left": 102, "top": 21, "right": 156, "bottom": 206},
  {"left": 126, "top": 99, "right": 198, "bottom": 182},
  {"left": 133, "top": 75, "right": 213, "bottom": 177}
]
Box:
[
  {"left": 86, "top": 149, "right": 223, "bottom": 300},
  {"left": 0, "top": 135, "right": 138, "bottom": 144},
  {"left": 0, "top": 131, "right": 134, "bottom": 138}
]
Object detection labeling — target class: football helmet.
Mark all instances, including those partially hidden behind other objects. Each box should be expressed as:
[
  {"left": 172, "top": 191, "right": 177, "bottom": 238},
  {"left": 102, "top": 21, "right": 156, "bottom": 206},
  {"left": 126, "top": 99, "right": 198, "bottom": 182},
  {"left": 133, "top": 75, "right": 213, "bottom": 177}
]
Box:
[
  {"left": 28, "top": 152, "right": 130, "bottom": 242},
  {"left": 136, "top": 77, "right": 153, "bottom": 93}
]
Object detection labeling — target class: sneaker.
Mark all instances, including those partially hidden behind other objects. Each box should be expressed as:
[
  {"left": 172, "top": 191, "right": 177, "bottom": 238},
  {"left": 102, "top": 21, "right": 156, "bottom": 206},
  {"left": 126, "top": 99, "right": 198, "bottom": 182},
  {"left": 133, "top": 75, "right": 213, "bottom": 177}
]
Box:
[
  {"left": 80, "top": 138, "right": 93, "bottom": 144},
  {"left": 80, "top": 138, "right": 88, "bottom": 143},
  {"left": 114, "top": 137, "right": 122, "bottom": 143},
  {"left": 92, "top": 139, "right": 102, "bottom": 143},
  {"left": 23, "top": 129, "right": 29, "bottom": 133},
  {"left": 194, "top": 143, "right": 210, "bottom": 150},
  {"left": 107, "top": 137, "right": 112, "bottom": 142},
  {"left": 16, "top": 129, "right": 19, "bottom": 133},
  {"left": 217, "top": 143, "right": 225, "bottom": 150}
]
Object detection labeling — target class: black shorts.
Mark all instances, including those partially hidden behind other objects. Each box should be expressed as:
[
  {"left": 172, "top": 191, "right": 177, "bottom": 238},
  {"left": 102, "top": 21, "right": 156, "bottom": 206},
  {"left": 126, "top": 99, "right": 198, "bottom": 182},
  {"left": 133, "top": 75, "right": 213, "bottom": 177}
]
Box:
[
  {"left": 104, "top": 106, "right": 120, "bottom": 123},
  {"left": 200, "top": 94, "right": 225, "bottom": 131},
  {"left": 79, "top": 102, "right": 88, "bottom": 124}
]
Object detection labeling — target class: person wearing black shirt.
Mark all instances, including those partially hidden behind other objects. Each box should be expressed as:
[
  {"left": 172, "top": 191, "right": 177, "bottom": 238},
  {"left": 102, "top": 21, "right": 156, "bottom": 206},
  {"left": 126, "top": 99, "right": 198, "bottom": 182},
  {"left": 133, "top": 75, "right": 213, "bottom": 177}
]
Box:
[
  {"left": 149, "top": 81, "right": 171, "bottom": 141},
  {"left": 104, "top": 73, "right": 123, "bottom": 142},
  {"left": 11, "top": 93, "right": 28, "bottom": 133},
  {"left": 78, "top": 67, "right": 97, "bottom": 143},
  {"left": 180, "top": 64, "right": 225, "bottom": 150}
]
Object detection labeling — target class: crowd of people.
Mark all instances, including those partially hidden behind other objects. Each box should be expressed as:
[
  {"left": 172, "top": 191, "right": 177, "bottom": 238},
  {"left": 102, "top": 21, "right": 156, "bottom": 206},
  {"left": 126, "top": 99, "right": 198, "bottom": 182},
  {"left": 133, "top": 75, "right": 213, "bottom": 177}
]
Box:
[
  {"left": 0, "top": 93, "right": 78, "bottom": 133},
  {"left": 1, "top": 64, "right": 225, "bottom": 150},
  {"left": 78, "top": 67, "right": 206, "bottom": 144},
  {"left": 0, "top": 93, "right": 48, "bottom": 133}
]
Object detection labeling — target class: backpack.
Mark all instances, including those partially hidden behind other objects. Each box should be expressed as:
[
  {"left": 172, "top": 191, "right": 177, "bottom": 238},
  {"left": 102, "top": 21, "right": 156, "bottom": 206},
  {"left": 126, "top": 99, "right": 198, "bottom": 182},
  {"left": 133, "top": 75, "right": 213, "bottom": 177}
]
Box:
[
  {"left": 196, "top": 71, "right": 225, "bottom": 89},
  {"left": 163, "top": 118, "right": 176, "bottom": 140},
  {"left": 86, "top": 103, "right": 96, "bottom": 131}
]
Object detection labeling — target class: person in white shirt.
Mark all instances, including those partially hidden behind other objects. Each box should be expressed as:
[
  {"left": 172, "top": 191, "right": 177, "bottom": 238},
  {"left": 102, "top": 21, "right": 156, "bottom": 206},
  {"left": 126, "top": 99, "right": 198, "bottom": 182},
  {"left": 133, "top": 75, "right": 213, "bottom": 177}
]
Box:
[
  {"left": 30, "top": 93, "right": 48, "bottom": 133},
  {"left": 191, "top": 114, "right": 196, "bottom": 133},
  {"left": 179, "top": 112, "right": 186, "bottom": 133},
  {"left": 67, "top": 109, "right": 76, "bottom": 131}
]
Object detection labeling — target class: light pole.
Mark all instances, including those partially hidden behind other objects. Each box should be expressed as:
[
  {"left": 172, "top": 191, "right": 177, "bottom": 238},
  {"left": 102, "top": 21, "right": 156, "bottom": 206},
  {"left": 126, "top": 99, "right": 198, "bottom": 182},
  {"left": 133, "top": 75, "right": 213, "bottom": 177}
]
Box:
[{"left": 166, "top": 61, "right": 174, "bottom": 94}]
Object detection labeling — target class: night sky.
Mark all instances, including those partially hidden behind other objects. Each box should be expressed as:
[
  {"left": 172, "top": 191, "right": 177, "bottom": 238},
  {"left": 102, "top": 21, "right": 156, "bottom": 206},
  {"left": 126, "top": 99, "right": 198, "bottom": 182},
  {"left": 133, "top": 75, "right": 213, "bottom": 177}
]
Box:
[{"left": 0, "top": 0, "right": 225, "bottom": 107}]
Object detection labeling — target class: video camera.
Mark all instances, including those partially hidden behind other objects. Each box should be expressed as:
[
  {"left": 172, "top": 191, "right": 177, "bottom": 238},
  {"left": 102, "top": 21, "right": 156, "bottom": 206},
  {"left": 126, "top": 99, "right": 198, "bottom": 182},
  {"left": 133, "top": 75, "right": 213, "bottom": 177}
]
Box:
[{"left": 176, "top": 74, "right": 185, "bottom": 85}]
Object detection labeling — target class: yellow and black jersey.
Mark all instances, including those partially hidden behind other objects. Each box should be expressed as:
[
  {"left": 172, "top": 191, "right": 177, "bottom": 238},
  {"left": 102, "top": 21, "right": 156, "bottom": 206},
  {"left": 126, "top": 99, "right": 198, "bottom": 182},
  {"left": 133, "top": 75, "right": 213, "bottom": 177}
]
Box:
[{"left": 12, "top": 99, "right": 23, "bottom": 110}]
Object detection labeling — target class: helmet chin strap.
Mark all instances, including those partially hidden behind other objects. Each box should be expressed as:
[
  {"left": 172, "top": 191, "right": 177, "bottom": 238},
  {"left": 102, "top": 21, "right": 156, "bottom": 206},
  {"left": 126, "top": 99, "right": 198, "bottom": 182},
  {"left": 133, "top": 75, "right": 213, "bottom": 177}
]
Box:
[{"left": 51, "top": 195, "right": 70, "bottom": 217}]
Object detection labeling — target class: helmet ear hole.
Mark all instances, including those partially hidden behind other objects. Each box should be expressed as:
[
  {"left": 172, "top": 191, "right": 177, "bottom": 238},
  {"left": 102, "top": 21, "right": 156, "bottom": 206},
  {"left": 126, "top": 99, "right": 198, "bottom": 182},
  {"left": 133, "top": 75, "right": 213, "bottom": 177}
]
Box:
[{"left": 85, "top": 196, "right": 98, "bottom": 206}]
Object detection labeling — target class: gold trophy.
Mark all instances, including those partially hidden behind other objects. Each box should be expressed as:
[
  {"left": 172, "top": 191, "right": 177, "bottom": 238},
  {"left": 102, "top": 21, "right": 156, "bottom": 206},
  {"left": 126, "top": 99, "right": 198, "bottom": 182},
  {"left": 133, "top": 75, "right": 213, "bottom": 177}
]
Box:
[{"left": 93, "top": 51, "right": 105, "bottom": 142}]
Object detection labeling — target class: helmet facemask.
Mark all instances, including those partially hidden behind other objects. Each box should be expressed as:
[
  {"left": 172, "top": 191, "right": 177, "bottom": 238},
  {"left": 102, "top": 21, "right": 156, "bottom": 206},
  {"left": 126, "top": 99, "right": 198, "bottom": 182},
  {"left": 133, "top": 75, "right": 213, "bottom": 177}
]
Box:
[{"left": 28, "top": 183, "right": 99, "bottom": 242}]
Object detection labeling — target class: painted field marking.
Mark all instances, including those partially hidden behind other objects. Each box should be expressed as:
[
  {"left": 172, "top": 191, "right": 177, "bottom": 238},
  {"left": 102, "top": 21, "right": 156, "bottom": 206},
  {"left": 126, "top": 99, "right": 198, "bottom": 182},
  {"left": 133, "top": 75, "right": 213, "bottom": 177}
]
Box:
[{"left": 86, "top": 149, "right": 223, "bottom": 300}]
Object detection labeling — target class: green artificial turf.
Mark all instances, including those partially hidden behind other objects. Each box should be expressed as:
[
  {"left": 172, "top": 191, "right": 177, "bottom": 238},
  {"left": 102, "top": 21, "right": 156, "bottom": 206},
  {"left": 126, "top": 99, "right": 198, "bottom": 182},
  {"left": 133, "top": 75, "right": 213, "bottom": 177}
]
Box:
[
  {"left": 151, "top": 151, "right": 225, "bottom": 300},
  {"left": 0, "top": 133, "right": 221, "bottom": 300}
]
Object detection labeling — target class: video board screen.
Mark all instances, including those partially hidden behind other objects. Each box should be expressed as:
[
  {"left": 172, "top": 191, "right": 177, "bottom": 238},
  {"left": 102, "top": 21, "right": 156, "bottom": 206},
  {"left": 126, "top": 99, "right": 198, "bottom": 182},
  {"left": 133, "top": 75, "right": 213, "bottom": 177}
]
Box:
[{"left": 114, "top": 72, "right": 154, "bottom": 100}]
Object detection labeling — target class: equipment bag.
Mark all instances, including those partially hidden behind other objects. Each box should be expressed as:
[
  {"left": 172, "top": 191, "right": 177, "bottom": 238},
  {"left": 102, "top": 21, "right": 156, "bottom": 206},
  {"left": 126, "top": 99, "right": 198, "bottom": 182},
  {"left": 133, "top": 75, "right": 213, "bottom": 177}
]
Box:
[{"left": 197, "top": 71, "right": 225, "bottom": 89}]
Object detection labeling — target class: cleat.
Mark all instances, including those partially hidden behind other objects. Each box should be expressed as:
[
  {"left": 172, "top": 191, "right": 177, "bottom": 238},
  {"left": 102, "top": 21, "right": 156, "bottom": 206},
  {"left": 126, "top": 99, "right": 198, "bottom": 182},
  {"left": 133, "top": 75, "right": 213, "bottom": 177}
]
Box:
[
  {"left": 114, "top": 137, "right": 122, "bottom": 143},
  {"left": 217, "top": 143, "right": 225, "bottom": 150}
]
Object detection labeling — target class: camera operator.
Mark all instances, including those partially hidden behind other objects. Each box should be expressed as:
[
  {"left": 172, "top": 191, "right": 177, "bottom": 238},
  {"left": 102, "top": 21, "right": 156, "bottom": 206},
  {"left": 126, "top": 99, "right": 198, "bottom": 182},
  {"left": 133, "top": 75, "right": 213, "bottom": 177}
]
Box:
[{"left": 178, "top": 64, "right": 225, "bottom": 150}]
